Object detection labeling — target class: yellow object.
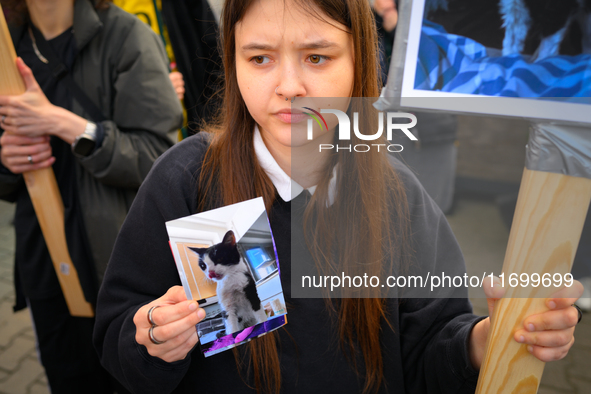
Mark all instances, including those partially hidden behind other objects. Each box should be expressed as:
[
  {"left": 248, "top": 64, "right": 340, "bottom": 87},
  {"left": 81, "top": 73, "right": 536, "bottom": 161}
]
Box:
[
  {"left": 114, "top": 0, "right": 188, "bottom": 139},
  {"left": 113, "top": 0, "right": 175, "bottom": 64}
]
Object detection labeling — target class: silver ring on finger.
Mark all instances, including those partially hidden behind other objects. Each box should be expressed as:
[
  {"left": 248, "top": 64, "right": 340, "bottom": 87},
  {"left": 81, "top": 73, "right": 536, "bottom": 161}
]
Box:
[
  {"left": 148, "top": 325, "right": 166, "bottom": 345},
  {"left": 27, "top": 155, "right": 33, "bottom": 164},
  {"left": 1, "top": 115, "right": 5, "bottom": 125},
  {"left": 573, "top": 304, "right": 583, "bottom": 324},
  {"left": 147, "top": 305, "right": 160, "bottom": 326}
]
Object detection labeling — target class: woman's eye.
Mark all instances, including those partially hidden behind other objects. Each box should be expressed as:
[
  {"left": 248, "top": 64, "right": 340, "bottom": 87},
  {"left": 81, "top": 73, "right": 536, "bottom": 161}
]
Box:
[
  {"left": 252, "top": 56, "right": 270, "bottom": 65},
  {"left": 308, "top": 55, "right": 327, "bottom": 64}
]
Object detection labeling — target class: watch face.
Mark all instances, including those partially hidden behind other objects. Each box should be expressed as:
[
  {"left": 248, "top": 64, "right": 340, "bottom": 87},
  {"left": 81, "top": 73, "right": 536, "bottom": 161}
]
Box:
[{"left": 73, "top": 137, "right": 96, "bottom": 157}]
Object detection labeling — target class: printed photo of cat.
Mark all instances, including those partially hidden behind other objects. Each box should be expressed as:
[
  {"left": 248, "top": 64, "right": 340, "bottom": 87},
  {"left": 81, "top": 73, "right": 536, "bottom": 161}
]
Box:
[
  {"left": 189, "top": 230, "right": 268, "bottom": 337},
  {"left": 166, "top": 197, "right": 287, "bottom": 357}
]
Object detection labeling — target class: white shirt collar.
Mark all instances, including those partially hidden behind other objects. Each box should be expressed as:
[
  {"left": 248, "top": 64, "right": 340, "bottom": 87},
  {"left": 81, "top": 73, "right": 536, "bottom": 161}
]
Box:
[{"left": 253, "top": 125, "right": 336, "bottom": 203}]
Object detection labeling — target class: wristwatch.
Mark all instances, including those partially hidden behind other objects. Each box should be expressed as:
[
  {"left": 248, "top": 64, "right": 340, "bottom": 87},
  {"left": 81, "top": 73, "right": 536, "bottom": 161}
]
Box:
[{"left": 71, "top": 121, "right": 97, "bottom": 157}]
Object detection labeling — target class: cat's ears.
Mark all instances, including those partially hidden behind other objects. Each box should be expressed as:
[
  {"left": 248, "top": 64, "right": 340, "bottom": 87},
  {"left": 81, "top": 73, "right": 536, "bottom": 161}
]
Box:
[
  {"left": 222, "top": 230, "right": 236, "bottom": 246},
  {"left": 187, "top": 231, "right": 235, "bottom": 255},
  {"left": 188, "top": 247, "right": 205, "bottom": 256}
]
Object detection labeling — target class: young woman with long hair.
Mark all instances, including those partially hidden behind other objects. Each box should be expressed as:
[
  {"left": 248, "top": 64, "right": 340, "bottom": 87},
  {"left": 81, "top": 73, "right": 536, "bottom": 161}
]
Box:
[{"left": 94, "top": 0, "right": 583, "bottom": 393}]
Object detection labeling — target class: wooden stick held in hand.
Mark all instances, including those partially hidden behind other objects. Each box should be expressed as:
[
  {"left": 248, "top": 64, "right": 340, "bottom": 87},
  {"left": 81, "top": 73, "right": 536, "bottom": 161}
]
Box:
[
  {"left": 475, "top": 168, "right": 591, "bottom": 393},
  {"left": 0, "top": 8, "right": 94, "bottom": 317}
]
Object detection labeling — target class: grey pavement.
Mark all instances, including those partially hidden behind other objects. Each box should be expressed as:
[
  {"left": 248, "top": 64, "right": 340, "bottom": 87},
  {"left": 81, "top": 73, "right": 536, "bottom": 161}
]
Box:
[
  {"left": 0, "top": 200, "right": 48, "bottom": 394},
  {"left": 0, "top": 196, "right": 589, "bottom": 393}
]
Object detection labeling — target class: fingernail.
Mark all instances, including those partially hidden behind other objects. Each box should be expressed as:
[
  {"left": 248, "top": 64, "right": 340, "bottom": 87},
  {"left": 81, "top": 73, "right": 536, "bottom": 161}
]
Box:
[
  {"left": 548, "top": 301, "right": 556, "bottom": 309},
  {"left": 197, "top": 309, "right": 206, "bottom": 319},
  {"left": 527, "top": 345, "right": 533, "bottom": 353},
  {"left": 527, "top": 323, "right": 535, "bottom": 332},
  {"left": 188, "top": 302, "right": 197, "bottom": 311},
  {"left": 518, "top": 336, "right": 525, "bottom": 343}
]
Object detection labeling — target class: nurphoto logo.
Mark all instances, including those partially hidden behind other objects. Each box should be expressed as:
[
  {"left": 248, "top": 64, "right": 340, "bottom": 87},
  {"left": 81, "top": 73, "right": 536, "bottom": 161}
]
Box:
[{"left": 303, "top": 109, "right": 418, "bottom": 153}]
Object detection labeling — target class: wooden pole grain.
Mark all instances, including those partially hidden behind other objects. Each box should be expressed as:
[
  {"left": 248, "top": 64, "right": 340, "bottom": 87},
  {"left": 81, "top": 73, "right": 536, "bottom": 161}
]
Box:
[
  {"left": 0, "top": 9, "right": 93, "bottom": 317},
  {"left": 475, "top": 168, "right": 591, "bottom": 393}
]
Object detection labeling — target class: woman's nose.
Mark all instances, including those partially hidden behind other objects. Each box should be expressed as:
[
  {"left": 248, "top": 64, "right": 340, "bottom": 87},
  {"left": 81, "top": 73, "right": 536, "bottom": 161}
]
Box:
[{"left": 275, "top": 60, "right": 306, "bottom": 100}]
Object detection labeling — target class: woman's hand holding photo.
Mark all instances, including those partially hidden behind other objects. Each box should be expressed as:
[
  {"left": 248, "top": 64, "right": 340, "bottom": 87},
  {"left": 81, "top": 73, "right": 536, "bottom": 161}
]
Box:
[{"left": 133, "top": 286, "right": 206, "bottom": 363}]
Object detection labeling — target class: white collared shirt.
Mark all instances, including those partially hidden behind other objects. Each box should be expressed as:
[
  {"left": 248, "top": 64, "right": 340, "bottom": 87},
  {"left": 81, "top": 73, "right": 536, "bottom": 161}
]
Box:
[{"left": 253, "top": 125, "right": 336, "bottom": 204}]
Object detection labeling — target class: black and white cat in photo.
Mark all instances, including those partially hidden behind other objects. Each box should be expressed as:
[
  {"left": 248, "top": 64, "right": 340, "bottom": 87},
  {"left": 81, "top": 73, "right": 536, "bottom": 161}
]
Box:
[{"left": 189, "top": 230, "right": 267, "bottom": 337}]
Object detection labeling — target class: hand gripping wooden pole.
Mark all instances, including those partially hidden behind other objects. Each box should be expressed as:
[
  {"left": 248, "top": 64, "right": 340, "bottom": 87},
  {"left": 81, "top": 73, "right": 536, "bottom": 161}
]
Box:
[
  {"left": 0, "top": 9, "right": 94, "bottom": 317},
  {"left": 475, "top": 126, "right": 591, "bottom": 393}
]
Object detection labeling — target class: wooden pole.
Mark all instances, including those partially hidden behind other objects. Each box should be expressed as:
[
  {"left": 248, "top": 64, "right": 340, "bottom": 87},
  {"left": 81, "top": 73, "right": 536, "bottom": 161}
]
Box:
[
  {"left": 475, "top": 168, "right": 591, "bottom": 393},
  {"left": 0, "top": 9, "right": 94, "bottom": 317}
]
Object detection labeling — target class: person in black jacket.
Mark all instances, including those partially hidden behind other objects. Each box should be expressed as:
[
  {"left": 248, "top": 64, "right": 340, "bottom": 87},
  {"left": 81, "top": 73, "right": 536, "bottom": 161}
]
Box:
[
  {"left": 94, "top": 0, "right": 583, "bottom": 393},
  {"left": 0, "top": 0, "right": 181, "bottom": 392}
]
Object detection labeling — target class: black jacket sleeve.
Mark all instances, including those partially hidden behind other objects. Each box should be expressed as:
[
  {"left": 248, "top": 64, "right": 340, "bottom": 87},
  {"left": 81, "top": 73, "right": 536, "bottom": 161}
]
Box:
[
  {"left": 93, "top": 134, "right": 209, "bottom": 394},
  {"left": 392, "top": 159, "right": 483, "bottom": 393},
  {"left": 77, "top": 15, "right": 181, "bottom": 188},
  {"left": 0, "top": 171, "right": 23, "bottom": 203}
]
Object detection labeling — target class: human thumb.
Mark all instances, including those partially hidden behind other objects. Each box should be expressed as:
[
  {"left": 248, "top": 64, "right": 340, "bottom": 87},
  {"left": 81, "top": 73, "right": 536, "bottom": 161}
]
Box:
[
  {"left": 16, "top": 57, "right": 40, "bottom": 91},
  {"left": 483, "top": 275, "right": 505, "bottom": 320}
]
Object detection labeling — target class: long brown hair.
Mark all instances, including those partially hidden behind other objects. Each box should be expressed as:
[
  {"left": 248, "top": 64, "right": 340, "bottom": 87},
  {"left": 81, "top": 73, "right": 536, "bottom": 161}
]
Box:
[{"left": 199, "top": 1, "right": 410, "bottom": 393}]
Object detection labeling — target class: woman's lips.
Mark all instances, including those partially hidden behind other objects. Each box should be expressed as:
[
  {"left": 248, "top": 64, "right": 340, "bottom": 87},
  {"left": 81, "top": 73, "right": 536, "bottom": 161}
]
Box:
[{"left": 275, "top": 112, "right": 307, "bottom": 123}]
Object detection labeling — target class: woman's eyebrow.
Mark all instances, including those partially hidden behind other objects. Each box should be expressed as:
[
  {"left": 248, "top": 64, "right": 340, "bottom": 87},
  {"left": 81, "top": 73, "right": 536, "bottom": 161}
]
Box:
[
  {"left": 297, "top": 40, "right": 340, "bottom": 50},
  {"left": 241, "top": 43, "right": 276, "bottom": 51},
  {"left": 240, "top": 40, "right": 340, "bottom": 52}
]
